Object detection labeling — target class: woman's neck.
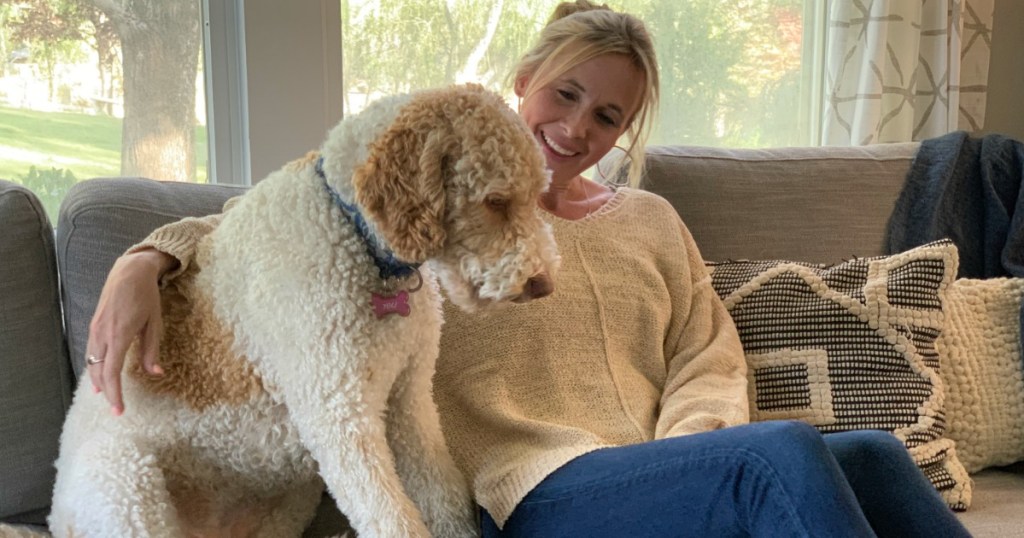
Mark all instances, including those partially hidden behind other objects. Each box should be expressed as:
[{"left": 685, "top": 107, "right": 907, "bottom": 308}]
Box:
[{"left": 538, "top": 175, "right": 614, "bottom": 220}]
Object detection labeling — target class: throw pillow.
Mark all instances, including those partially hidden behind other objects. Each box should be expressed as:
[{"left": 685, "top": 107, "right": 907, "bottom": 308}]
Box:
[
  {"left": 937, "top": 278, "right": 1024, "bottom": 473},
  {"left": 707, "top": 240, "right": 971, "bottom": 510}
]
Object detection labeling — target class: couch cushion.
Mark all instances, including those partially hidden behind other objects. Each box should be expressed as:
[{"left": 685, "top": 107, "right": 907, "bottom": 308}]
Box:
[
  {"left": 938, "top": 278, "right": 1024, "bottom": 473},
  {"left": 0, "top": 180, "right": 74, "bottom": 524},
  {"left": 620, "top": 143, "right": 919, "bottom": 264},
  {"left": 708, "top": 241, "right": 971, "bottom": 509},
  {"left": 55, "top": 177, "right": 245, "bottom": 377}
]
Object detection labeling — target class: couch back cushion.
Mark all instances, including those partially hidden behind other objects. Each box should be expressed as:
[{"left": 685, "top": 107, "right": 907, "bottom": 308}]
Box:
[
  {"left": 56, "top": 178, "right": 245, "bottom": 377},
  {"left": 621, "top": 143, "right": 919, "bottom": 264},
  {"left": 0, "top": 180, "right": 73, "bottom": 524}
]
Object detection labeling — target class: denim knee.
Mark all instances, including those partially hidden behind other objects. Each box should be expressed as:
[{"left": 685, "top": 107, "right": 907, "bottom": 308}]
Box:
[
  {"left": 826, "top": 429, "right": 907, "bottom": 466},
  {"left": 747, "top": 420, "right": 830, "bottom": 460}
]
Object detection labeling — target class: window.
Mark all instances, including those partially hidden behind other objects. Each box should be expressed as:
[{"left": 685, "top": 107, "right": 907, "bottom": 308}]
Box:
[
  {"left": 0, "top": 0, "right": 209, "bottom": 223},
  {"left": 0, "top": 0, "right": 826, "bottom": 224},
  {"left": 341, "top": 0, "right": 822, "bottom": 148}
]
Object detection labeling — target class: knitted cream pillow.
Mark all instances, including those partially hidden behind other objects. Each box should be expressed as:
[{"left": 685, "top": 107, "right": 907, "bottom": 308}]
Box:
[
  {"left": 708, "top": 240, "right": 971, "bottom": 510},
  {"left": 937, "top": 278, "right": 1024, "bottom": 473}
]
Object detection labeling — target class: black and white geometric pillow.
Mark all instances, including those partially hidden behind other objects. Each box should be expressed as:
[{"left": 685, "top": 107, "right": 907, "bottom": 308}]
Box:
[{"left": 708, "top": 240, "right": 971, "bottom": 510}]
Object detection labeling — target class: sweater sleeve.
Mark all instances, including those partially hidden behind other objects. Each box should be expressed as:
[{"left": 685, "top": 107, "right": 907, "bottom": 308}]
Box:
[
  {"left": 655, "top": 220, "right": 750, "bottom": 439},
  {"left": 124, "top": 196, "right": 240, "bottom": 286}
]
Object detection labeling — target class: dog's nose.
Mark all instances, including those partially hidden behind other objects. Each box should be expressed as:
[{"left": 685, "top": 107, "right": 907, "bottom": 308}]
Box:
[{"left": 522, "top": 273, "right": 554, "bottom": 300}]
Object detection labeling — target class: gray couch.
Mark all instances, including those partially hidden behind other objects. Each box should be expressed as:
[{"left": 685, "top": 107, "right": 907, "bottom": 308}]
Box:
[{"left": 2, "top": 142, "right": 1022, "bottom": 536}]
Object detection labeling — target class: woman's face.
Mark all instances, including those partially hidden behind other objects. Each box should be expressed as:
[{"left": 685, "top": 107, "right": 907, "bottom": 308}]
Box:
[{"left": 516, "top": 53, "right": 644, "bottom": 184}]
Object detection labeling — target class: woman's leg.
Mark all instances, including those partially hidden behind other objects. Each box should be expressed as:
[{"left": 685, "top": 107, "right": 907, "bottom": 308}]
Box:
[
  {"left": 823, "top": 430, "right": 971, "bottom": 538},
  {"left": 481, "top": 420, "right": 876, "bottom": 538}
]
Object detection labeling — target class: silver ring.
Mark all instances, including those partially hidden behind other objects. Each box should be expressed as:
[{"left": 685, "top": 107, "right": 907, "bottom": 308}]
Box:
[{"left": 86, "top": 354, "right": 104, "bottom": 366}]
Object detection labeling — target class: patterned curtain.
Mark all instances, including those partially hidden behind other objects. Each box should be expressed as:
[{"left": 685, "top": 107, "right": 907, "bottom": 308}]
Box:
[{"left": 822, "top": 0, "right": 995, "bottom": 145}]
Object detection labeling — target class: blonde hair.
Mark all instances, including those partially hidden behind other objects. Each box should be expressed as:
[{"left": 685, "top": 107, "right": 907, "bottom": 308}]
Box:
[{"left": 513, "top": 0, "right": 659, "bottom": 188}]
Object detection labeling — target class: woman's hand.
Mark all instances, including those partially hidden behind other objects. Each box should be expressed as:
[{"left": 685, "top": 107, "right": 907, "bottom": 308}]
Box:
[{"left": 86, "top": 249, "right": 177, "bottom": 415}]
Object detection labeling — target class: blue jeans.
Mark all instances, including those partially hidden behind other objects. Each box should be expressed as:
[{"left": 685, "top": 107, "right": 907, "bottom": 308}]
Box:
[{"left": 480, "top": 421, "right": 970, "bottom": 538}]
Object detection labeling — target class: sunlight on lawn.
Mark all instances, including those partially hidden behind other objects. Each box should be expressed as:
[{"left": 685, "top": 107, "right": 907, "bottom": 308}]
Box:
[{"left": 0, "top": 105, "right": 208, "bottom": 184}]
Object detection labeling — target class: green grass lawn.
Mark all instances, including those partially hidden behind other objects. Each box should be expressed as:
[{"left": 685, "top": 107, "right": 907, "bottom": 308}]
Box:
[{"left": 0, "top": 105, "right": 208, "bottom": 184}]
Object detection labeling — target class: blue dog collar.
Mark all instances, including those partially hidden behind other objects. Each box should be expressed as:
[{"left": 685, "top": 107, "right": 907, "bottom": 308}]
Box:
[{"left": 316, "top": 157, "right": 421, "bottom": 281}]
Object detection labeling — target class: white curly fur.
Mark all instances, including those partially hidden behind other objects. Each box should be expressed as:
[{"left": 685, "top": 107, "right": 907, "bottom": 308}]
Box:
[{"left": 48, "top": 84, "right": 558, "bottom": 538}]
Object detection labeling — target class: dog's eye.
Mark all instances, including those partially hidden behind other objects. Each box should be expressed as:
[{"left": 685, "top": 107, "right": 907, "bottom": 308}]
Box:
[{"left": 484, "top": 194, "right": 510, "bottom": 213}]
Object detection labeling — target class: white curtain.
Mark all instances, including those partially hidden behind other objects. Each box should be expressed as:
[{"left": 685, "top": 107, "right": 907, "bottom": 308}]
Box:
[{"left": 822, "top": 0, "right": 995, "bottom": 145}]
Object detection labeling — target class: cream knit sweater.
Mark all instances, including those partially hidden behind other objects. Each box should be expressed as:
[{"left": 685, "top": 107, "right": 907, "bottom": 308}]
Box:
[{"left": 134, "top": 187, "right": 749, "bottom": 528}]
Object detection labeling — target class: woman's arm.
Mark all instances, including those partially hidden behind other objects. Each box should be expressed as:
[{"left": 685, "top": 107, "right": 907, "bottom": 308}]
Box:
[
  {"left": 86, "top": 200, "right": 237, "bottom": 415},
  {"left": 655, "top": 221, "right": 750, "bottom": 438}
]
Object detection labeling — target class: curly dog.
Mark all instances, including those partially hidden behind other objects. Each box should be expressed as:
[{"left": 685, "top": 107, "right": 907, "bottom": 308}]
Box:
[{"left": 49, "top": 83, "right": 559, "bottom": 537}]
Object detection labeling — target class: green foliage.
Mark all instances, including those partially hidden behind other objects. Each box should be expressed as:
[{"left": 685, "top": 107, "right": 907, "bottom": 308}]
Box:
[
  {"left": 342, "top": 0, "right": 808, "bottom": 148},
  {"left": 18, "top": 165, "right": 76, "bottom": 223},
  {"left": 627, "top": 0, "right": 805, "bottom": 146},
  {"left": 342, "top": 0, "right": 559, "bottom": 110}
]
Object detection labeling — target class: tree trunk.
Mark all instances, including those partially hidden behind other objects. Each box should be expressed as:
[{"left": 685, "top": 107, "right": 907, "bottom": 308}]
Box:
[
  {"left": 455, "top": 0, "right": 503, "bottom": 84},
  {"left": 91, "top": 0, "right": 200, "bottom": 182}
]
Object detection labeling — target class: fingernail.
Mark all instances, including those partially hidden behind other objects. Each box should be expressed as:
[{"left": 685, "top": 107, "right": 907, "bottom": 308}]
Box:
[
  {"left": 151, "top": 365, "right": 164, "bottom": 375},
  {"left": 112, "top": 406, "right": 123, "bottom": 417},
  {"left": 93, "top": 385, "right": 101, "bottom": 394}
]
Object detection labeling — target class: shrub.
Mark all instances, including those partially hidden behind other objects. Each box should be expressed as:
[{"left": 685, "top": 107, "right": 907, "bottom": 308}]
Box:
[{"left": 19, "top": 166, "right": 77, "bottom": 224}]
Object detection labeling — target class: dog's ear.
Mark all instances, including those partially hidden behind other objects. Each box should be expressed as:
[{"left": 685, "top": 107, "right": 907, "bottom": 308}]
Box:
[{"left": 352, "top": 109, "right": 454, "bottom": 263}]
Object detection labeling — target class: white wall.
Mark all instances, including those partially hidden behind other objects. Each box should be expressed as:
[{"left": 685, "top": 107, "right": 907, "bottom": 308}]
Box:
[
  {"left": 244, "top": 0, "right": 343, "bottom": 183},
  {"left": 205, "top": 0, "right": 342, "bottom": 185}
]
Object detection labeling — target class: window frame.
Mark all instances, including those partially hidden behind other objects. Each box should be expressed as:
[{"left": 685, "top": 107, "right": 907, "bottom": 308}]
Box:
[{"left": 203, "top": 0, "right": 342, "bottom": 186}]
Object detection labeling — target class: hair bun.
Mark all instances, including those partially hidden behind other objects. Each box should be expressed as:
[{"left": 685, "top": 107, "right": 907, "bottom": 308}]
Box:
[{"left": 548, "top": 0, "right": 612, "bottom": 24}]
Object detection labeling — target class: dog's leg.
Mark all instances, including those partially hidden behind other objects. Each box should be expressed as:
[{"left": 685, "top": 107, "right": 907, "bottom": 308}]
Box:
[
  {"left": 387, "top": 359, "right": 478, "bottom": 538},
  {"left": 272, "top": 369, "right": 431, "bottom": 538},
  {"left": 49, "top": 437, "right": 183, "bottom": 537}
]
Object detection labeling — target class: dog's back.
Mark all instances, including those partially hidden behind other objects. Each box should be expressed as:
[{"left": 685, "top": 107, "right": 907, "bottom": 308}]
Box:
[{"left": 50, "top": 252, "right": 323, "bottom": 535}]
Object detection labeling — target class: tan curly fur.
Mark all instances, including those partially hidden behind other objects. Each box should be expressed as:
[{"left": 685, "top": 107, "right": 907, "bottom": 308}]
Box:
[
  {"left": 128, "top": 254, "right": 263, "bottom": 411},
  {"left": 352, "top": 83, "right": 549, "bottom": 268},
  {"left": 284, "top": 150, "right": 322, "bottom": 173},
  {"left": 353, "top": 98, "right": 452, "bottom": 262}
]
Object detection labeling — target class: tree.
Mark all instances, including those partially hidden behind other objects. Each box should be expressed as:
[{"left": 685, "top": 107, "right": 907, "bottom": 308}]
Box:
[
  {"left": 3, "top": 0, "right": 87, "bottom": 101},
  {"left": 341, "top": 0, "right": 556, "bottom": 112},
  {"left": 84, "top": 0, "right": 200, "bottom": 182},
  {"left": 83, "top": 6, "right": 119, "bottom": 116},
  {"left": 627, "top": 0, "right": 804, "bottom": 147}
]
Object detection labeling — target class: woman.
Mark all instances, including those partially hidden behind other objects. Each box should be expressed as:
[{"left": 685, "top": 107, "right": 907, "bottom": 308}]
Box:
[{"left": 86, "top": 2, "right": 969, "bottom": 536}]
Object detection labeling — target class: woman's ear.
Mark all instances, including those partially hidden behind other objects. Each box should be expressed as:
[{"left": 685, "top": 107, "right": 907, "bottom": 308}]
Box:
[{"left": 514, "top": 75, "right": 529, "bottom": 98}]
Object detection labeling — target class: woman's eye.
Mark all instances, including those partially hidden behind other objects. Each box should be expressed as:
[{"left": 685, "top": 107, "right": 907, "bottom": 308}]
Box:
[
  {"left": 557, "top": 89, "right": 576, "bottom": 101},
  {"left": 597, "top": 113, "right": 617, "bottom": 126}
]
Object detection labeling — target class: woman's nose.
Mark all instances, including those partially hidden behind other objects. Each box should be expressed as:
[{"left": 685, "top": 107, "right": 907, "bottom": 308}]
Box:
[{"left": 563, "top": 109, "right": 589, "bottom": 138}]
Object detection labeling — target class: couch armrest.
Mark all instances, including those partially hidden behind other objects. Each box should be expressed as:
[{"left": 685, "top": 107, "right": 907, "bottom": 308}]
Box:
[{"left": 0, "top": 180, "right": 73, "bottom": 524}]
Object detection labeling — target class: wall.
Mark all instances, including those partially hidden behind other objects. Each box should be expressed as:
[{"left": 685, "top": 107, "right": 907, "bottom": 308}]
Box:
[
  {"left": 982, "top": 0, "right": 1024, "bottom": 140},
  {"left": 244, "top": 0, "right": 343, "bottom": 183}
]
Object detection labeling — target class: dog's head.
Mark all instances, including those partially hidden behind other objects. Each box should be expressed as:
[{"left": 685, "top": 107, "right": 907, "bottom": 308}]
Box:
[{"left": 350, "top": 83, "right": 559, "bottom": 311}]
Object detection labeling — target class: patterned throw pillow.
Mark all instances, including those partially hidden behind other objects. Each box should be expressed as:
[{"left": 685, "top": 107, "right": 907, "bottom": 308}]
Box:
[
  {"left": 708, "top": 240, "right": 971, "bottom": 510},
  {"left": 938, "top": 278, "right": 1024, "bottom": 473}
]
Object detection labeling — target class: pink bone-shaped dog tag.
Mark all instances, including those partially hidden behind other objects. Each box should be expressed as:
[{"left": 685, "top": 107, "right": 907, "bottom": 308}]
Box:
[{"left": 371, "top": 290, "right": 411, "bottom": 319}]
